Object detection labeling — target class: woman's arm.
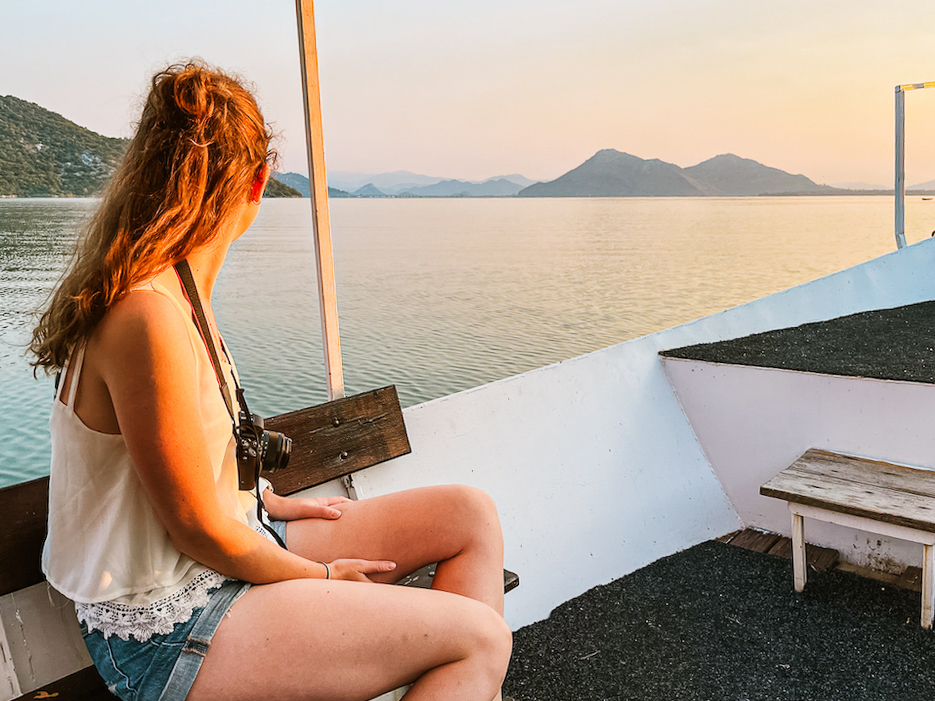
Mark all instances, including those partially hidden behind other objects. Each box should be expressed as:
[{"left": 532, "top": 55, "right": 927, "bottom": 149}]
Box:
[
  {"left": 93, "top": 290, "right": 393, "bottom": 583},
  {"left": 262, "top": 490, "right": 351, "bottom": 521}
]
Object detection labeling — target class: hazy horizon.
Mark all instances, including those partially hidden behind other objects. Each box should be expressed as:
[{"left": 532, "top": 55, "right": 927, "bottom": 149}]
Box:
[{"left": 3, "top": 1, "right": 935, "bottom": 186}]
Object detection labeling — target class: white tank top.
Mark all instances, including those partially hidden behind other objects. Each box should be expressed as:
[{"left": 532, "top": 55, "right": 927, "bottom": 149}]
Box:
[{"left": 42, "top": 277, "right": 271, "bottom": 641}]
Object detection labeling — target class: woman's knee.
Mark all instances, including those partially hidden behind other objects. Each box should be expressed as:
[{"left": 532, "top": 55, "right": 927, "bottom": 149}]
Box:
[
  {"left": 442, "top": 485, "right": 501, "bottom": 533},
  {"left": 464, "top": 602, "right": 513, "bottom": 684}
]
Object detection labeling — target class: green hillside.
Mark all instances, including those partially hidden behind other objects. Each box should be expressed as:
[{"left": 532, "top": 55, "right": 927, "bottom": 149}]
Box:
[
  {"left": 263, "top": 176, "right": 301, "bottom": 198},
  {"left": 0, "top": 96, "right": 128, "bottom": 197},
  {"left": 0, "top": 96, "right": 300, "bottom": 198}
]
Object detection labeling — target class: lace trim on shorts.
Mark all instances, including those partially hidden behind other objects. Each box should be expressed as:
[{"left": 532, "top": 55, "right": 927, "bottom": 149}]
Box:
[
  {"left": 77, "top": 526, "right": 277, "bottom": 642},
  {"left": 76, "top": 568, "right": 232, "bottom": 642}
]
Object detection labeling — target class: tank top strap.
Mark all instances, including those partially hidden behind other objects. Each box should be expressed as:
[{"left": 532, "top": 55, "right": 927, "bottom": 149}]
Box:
[
  {"left": 61, "top": 344, "right": 86, "bottom": 409},
  {"left": 128, "top": 276, "right": 201, "bottom": 336},
  {"left": 148, "top": 276, "right": 198, "bottom": 322}
]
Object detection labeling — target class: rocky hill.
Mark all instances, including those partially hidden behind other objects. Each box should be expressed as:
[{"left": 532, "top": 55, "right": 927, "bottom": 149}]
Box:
[
  {"left": 519, "top": 150, "right": 832, "bottom": 197},
  {"left": 0, "top": 95, "right": 300, "bottom": 198},
  {"left": 0, "top": 95, "right": 127, "bottom": 196}
]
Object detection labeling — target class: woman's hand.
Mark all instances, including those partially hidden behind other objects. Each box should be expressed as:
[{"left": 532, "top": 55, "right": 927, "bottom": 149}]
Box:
[
  {"left": 328, "top": 558, "right": 397, "bottom": 582},
  {"left": 263, "top": 490, "right": 351, "bottom": 521}
]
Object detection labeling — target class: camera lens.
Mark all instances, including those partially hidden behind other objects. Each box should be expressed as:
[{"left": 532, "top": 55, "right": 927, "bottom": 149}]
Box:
[{"left": 260, "top": 430, "right": 292, "bottom": 472}]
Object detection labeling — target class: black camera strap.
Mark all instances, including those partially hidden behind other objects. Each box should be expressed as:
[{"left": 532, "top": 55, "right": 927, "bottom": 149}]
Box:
[
  {"left": 172, "top": 260, "right": 286, "bottom": 548},
  {"left": 173, "top": 260, "right": 236, "bottom": 422}
]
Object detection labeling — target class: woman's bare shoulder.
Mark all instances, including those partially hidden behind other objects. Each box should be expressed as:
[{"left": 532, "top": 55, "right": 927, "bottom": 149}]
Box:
[{"left": 93, "top": 279, "right": 194, "bottom": 367}]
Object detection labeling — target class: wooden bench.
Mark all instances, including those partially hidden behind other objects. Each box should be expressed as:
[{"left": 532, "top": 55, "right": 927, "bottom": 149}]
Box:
[
  {"left": 1, "top": 386, "right": 517, "bottom": 701},
  {"left": 760, "top": 448, "right": 935, "bottom": 628}
]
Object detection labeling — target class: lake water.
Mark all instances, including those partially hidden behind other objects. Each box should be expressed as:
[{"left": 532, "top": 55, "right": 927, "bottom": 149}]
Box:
[{"left": 3, "top": 195, "right": 932, "bottom": 487}]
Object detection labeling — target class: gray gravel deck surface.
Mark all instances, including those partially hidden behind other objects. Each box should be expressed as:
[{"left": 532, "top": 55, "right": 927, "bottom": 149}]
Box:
[
  {"left": 503, "top": 541, "right": 935, "bottom": 701},
  {"left": 661, "top": 301, "right": 935, "bottom": 384}
]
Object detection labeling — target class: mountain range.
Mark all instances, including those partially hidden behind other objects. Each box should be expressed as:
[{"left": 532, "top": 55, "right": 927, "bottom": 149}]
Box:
[
  {"left": 276, "top": 171, "right": 534, "bottom": 198},
  {"left": 518, "top": 150, "right": 832, "bottom": 197},
  {"left": 279, "top": 152, "right": 893, "bottom": 199},
  {"left": 4, "top": 95, "right": 933, "bottom": 200}
]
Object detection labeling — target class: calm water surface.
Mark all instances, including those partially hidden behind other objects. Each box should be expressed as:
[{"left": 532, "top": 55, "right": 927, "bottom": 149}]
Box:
[{"left": 3, "top": 196, "right": 932, "bottom": 486}]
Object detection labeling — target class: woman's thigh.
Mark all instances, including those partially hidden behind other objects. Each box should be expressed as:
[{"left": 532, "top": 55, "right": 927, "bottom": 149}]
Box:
[
  {"left": 187, "top": 577, "right": 511, "bottom": 701},
  {"left": 285, "top": 485, "right": 503, "bottom": 585}
]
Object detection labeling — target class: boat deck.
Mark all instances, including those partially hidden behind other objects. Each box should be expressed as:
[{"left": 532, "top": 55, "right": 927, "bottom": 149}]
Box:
[
  {"left": 503, "top": 539, "right": 935, "bottom": 701},
  {"left": 661, "top": 301, "right": 935, "bottom": 383}
]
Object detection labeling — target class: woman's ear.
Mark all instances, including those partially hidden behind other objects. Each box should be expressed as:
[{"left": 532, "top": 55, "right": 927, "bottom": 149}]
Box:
[{"left": 250, "top": 165, "right": 271, "bottom": 205}]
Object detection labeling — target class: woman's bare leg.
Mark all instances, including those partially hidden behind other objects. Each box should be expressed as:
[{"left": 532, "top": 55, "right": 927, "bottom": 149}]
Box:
[
  {"left": 285, "top": 485, "right": 506, "bottom": 614},
  {"left": 189, "top": 485, "right": 511, "bottom": 701},
  {"left": 188, "top": 577, "right": 511, "bottom": 701}
]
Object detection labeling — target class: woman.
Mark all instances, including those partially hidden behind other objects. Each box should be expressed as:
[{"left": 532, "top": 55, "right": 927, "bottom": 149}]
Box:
[{"left": 30, "top": 61, "right": 511, "bottom": 701}]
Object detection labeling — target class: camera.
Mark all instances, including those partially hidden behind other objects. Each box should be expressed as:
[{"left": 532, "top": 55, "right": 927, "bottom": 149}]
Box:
[{"left": 235, "top": 410, "right": 292, "bottom": 491}]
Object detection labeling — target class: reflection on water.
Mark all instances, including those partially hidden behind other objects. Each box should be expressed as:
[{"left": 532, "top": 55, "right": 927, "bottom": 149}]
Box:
[{"left": 3, "top": 196, "right": 931, "bottom": 486}]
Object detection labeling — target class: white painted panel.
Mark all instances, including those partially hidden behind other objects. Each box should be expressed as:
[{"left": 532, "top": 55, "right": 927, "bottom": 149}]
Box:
[
  {"left": 0, "top": 612, "right": 21, "bottom": 701},
  {"left": 356, "top": 339, "right": 742, "bottom": 629},
  {"left": 0, "top": 584, "right": 91, "bottom": 698},
  {"left": 665, "top": 357, "right": 935, "bottom": 571}
]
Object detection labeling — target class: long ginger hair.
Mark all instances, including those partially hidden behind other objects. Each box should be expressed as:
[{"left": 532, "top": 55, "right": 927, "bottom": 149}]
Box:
[{"left": 30, "top": 61, "right": 277, "bottom": 372}]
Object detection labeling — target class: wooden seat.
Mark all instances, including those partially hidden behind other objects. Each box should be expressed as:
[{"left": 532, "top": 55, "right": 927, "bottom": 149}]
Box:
[
  {"left": 1, "top": 386, "right": 517, "bottom": 701},
  {"left": 761, "top": 448, "right": 935, "bottom": 627}
]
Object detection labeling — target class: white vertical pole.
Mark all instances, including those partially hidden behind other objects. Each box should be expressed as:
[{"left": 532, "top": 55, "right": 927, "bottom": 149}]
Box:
[
  {"left": 923, "top": 543, "right": 934, "bottom": 629},
  {"left": 790, "top": 510, "right": 806, "bottom": 592},
  {"left": 296, "top": 0, "right": 345, "bottom": 400},
  {"left": 895, "top": 86, "right": 907, "bottom": 250}
]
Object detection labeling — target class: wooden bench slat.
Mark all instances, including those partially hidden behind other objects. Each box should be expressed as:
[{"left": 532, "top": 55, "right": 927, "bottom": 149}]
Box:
[
  {"left": 264, "top": 386, "right": 411, "bottom": 495},
  {"left": 783, "top": 449, "right": 935, "bottom": 500},
  {"left": 761, "top": 469, "right": 935, "bottom": 533},
  {"left": 398, "top": 565, "right": 520, "bottom": 594},
  {"left": 760, "top": 450, "right": 935, "bottom": 533},
  {"left": 0, "top": 477, "right": 49, "bottom": 596}
]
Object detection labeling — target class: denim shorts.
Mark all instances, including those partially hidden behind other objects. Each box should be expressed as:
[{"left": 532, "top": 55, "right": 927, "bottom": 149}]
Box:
[{"left": 81, "top": 519, "right": 288, "bottom": 701}]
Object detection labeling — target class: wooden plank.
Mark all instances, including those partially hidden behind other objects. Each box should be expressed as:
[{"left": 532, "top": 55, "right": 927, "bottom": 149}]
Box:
[
  {"left": 725, "top": 529, "right": 782, "bottom": 553},
  {"left": 766, "top": 536, "right": 840, "bottom": 571},
  {"left": 896, "top": 566, "right": 923, "bottom": 593},
  {"left": 0, "top": 477, "right": 48, "bottom": 596},
  {"left": 785, "top": 449, "right": 935, "bottom": 500},
  {"left": 12, "top": 666, "right": 110, "bottom": 701},
  {"left": 397, "top": 565, "right": 519, "bottom": 594},
  {"left": 761, "top": 465, "right": 935, "bottom": 533},
  {"left": 264, "top": 386, "right": 411, "bottom": 495},
  {"left": 714, "top": 530, "right": 741, "bottom": 544}
]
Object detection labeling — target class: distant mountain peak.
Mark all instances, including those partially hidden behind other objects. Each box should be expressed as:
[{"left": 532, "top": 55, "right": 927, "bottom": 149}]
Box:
[{"left": 353, "top": 183, "right": 386, "bottom": 197}]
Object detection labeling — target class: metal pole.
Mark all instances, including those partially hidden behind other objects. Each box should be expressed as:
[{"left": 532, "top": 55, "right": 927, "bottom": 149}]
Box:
[
  {"left": 296, "top": 0, "right": 345, "bottom": 400},
  {"left": 895, "top": 86, "right": 907, "bottom": 249}
]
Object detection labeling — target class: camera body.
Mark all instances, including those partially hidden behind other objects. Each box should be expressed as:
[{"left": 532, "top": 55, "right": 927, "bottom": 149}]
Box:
[{"left": 236, "top": 410, "right": 292, "bottom": 491}]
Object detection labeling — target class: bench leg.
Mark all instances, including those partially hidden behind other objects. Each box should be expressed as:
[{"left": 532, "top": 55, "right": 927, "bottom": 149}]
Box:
[
  {"left": 791, "top": 511, "right": 806, "bottom": 592},
  {"left": 923, "top": 544, "right": 934, "bottom": 629}
]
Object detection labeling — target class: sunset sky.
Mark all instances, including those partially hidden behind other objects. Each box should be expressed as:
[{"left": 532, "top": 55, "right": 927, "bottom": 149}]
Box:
[{"left": 3, "top": 0, "right": 935, "bottom": 186}]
